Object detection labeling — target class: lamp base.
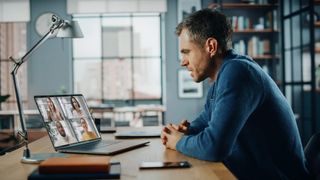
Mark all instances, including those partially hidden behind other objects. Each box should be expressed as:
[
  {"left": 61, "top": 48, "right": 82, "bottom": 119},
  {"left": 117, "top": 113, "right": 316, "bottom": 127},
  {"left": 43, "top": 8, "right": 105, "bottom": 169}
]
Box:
[{"left": 21, "top": 152, "right": 67, "bottom": 164}]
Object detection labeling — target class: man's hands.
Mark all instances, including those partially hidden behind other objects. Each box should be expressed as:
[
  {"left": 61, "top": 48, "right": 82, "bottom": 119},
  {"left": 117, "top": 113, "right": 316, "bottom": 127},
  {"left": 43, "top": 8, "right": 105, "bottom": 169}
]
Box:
[
  {"left": 161, "top": 120, "right": 190, "bottom": 150},
  {"left": 171, "top": 120, "right": 190, "bottom": 134}
]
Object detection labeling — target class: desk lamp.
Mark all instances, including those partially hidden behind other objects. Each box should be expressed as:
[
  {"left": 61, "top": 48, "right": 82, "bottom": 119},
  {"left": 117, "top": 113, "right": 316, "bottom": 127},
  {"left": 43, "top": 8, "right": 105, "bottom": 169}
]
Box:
[{"left": 9, "top": 14, "right": 83, "bottom": 163}]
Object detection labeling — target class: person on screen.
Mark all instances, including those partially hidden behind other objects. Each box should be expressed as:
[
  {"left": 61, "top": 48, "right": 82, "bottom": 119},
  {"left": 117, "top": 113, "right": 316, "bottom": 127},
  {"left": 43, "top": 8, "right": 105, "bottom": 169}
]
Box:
[
  {"left": 80, "top": 118, "right": 97, "bottom": 141},
  {"left": 160, "top": 9, "right": 311, "bottom": 179},
  {"left": 47, "top": 97, "right": 63, "bottom": 121},
  {"left": 54, "top": 121, "right": 76, "bottom": 146},
  {"left": 71, "top": 96, "right": 84, "bottom": 118}
]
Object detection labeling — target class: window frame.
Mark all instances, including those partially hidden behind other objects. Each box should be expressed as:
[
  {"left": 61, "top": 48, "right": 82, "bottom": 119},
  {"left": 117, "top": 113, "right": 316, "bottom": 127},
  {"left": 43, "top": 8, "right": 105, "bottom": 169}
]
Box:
[{"left": 72, "top": 13, "right": 163, "bottom": 106}]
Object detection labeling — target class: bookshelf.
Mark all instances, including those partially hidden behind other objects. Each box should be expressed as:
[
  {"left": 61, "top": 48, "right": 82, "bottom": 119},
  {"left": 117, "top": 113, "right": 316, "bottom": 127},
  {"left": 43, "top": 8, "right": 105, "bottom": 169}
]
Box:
[
  {"left": 209, "top": 3, "right": 277, "bottom": 9},
  {"left": 315, "top": 7, "right": 320, "bottom": 57},
  {"left": 233, "top": 29, "right": 278, "bottom": 33},
  {"left": 315, "top": 21, "right": 320, "bottom": 27},
  {"left": 314, "top": 1, "right": 320, "bottom": 139},
  {"left": 209, "top": 0, "right": 279, "bottom": 81}
]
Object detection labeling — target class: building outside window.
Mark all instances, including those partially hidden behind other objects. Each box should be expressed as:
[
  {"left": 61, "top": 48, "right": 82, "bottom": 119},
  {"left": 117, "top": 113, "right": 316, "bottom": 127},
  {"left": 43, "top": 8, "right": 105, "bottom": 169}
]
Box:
[
  {"left": 72, "top": 13, "right": 162, "bottom": 107},
  {"left": 0, "top": 23, "right": 27, "bottom": 110}
]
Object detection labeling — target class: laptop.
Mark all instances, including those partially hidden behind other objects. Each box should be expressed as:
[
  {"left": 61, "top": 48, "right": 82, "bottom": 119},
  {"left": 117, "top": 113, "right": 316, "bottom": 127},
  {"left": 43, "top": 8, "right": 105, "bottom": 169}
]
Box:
[{"left": 34, "top": 94, "right": 149, "bottom": 155}]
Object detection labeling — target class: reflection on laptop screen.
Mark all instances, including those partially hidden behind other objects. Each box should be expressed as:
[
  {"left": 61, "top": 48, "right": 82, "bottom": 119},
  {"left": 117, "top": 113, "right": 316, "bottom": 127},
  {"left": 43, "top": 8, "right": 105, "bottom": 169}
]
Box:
[{"left": 35, "top": 95, "right": 100, "bottom": 148}]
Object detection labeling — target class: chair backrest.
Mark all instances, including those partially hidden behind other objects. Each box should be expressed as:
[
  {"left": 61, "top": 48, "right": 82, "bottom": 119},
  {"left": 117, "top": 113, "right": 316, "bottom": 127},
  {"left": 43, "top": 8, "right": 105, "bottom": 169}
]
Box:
[
  {"left": 0, "top": 132, "right": 20, "bottom": 155},
  {"left": 304, "top": 132, "right": 320, "bottom": 178}
]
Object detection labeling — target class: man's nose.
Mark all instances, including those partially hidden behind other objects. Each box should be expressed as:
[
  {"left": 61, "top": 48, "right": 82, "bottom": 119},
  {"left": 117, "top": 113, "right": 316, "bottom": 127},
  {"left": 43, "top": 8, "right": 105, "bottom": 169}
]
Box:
[{"left": 180, "top": 58, "right": 188, "bottom": 66}]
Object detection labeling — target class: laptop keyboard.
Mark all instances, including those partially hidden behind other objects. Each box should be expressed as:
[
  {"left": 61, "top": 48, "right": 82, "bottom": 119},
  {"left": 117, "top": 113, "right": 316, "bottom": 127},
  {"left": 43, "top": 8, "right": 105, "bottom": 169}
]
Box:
[{"left": 64, "top": 140, "right": 121, "bottom": 151}]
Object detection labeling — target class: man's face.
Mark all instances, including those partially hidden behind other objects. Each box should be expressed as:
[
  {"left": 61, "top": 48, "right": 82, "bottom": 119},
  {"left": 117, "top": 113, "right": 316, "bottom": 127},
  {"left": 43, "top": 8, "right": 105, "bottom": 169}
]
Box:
[
  {"left": 56, "top": 122, "right": 66, "bottom": 137},
  {"left": 179, "top": 29, "right": 212, "bottom": 82}
]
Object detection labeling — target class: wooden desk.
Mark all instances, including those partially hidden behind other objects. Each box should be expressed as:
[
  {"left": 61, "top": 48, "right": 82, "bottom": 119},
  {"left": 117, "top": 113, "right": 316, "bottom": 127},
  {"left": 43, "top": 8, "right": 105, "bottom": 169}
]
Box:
[
  {"left": 0, "top": 127, "right": 235, "bottom": 180},
  {"left": 113, "top": 105, "right": 165, "bottom": 127}
]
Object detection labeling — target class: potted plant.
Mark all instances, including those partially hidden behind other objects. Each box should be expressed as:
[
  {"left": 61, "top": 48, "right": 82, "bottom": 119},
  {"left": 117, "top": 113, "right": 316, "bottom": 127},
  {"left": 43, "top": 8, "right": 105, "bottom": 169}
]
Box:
[{"left": 0, "top": 95, "right": 10, "bottom": 104}]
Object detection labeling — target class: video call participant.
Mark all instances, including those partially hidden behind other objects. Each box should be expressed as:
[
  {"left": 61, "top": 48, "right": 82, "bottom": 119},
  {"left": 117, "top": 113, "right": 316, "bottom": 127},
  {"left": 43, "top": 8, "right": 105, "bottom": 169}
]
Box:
[
  {"left": 80, "top": 118, "right": 97, "bottom": 141},
  {"left": 47, "top": 97, "right": 63, "bottom": 121},
  {"left": 54, "top": 121, "right": 76, "bottom": 146},
  {"left": 71, "top": 96, "right": 84, "bottom": 118}
]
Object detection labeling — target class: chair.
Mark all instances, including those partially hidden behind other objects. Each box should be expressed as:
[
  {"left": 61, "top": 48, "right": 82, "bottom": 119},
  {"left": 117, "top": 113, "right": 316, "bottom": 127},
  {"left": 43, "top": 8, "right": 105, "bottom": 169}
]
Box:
[
  {"left": 0, "top": 132, "right": 21, "bottom": 155},
  {"left": 304, "top": 132, "right": 320, "bottom": 179}
]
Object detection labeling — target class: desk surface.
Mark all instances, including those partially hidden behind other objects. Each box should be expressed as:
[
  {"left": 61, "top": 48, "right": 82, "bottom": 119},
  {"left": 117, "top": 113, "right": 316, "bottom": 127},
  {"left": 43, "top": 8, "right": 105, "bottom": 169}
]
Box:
[{"left": 0, "top": 127, "right": 235, "bottom": 180}]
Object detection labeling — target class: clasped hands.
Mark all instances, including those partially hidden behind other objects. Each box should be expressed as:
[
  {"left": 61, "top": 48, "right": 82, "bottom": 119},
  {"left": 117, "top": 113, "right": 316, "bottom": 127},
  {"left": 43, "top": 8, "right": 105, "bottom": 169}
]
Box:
[{"left": 161, "top": 120, "right": 190, "bottom": 150}]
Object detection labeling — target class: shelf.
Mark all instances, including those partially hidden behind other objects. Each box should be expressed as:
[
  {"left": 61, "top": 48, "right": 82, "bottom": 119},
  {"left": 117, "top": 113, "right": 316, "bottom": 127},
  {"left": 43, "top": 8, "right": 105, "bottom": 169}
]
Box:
[
  {"left": 209, "top": 3, "right": 278, "bottom": 9},
  {"left": 234, "top": 29, "right": 278, "bottom": 33},
  {"left": 302, "top": 88, "right": 320, "bottom": 93},
  {"left": 210, "top": 1, "right": 280, "bottom": 82},
  {"left": 315, "top": 21, "right": 320, "bottom": 27},
  {"left": 303, "top": 48, "right": 320, "bottom": 53}
]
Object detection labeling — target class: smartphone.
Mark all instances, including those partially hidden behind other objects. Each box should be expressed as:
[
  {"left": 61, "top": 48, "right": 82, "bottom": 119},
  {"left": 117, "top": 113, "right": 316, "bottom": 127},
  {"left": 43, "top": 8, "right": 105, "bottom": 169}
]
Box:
[{"left": 139, "top": 161, "right": 191, "bottom": 169}]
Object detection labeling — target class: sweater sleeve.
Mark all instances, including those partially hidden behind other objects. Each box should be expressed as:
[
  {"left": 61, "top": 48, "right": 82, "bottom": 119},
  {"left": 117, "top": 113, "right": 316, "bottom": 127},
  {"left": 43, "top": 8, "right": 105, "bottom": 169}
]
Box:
[
  {"left": 176, "top": 61, "right": 264, "bottom": 161},
  {"left": 187, "top": 109, "right": 209, "bottom": 135},
  {"left": 187, "top": 84, "right": 215, "bottom": 135}
]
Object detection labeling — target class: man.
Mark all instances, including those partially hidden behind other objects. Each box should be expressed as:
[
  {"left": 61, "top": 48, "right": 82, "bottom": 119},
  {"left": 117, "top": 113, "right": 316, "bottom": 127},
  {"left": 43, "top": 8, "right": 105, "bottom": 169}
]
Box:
[
  {"left": 161, "top": 9, "right": 311, "bottom": 179},
  {"left": 54, "top": 121, "right": 76, "bottom": 146}
]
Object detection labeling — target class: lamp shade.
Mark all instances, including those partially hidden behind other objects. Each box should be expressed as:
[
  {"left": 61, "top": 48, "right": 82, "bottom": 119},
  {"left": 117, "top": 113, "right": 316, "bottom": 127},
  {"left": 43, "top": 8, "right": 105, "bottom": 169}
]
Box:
[{"left": 56, "top": 20, "right": 83, "bottom": 38}]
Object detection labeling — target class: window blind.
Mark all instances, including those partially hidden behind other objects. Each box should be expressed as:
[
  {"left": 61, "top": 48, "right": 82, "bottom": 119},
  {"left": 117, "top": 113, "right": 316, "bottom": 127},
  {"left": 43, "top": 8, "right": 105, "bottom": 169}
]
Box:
[
  {"left": 0, "top": 0, "right": 30, "bottom": 22},
  {"left": 67, "top": 0, "right": 167, "bottom": 14}
]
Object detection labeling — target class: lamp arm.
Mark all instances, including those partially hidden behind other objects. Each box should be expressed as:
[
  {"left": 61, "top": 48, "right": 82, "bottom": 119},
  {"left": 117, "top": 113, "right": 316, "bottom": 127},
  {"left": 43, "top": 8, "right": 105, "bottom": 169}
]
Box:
[
  {"left": 9, "top": 17, "right": 63, "bottom": 145},
  {"left": 11, "top": 24, "right": 62, "bottom": 73},
  {"left": 11, "top": 70, "right": 28, "bottom": 141},
  {"left": 6, "top": 14, "right": 82, "bottom": 162}
]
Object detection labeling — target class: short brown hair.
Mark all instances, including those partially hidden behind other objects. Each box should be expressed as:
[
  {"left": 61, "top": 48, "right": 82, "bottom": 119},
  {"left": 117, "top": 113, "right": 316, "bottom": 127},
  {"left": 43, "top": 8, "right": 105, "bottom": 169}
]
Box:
[{"left": 176, "top": 8, "right": 232, "bottom": 54}]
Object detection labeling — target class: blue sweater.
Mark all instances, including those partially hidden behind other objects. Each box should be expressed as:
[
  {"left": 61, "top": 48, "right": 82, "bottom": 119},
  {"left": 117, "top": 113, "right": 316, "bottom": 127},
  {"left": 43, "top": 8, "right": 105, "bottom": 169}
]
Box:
[{"left": 176, "top": 50, "right": 311, "bottom": 179}]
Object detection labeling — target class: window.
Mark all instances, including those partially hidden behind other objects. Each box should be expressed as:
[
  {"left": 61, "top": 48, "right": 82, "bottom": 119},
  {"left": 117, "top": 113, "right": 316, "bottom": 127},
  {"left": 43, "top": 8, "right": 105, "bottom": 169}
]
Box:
[
  {"left": 0, "top": 23, "right": 27, "bottom": 110},
  {"left": 72, "top": 13, "right": 162, "bottom": 106}
]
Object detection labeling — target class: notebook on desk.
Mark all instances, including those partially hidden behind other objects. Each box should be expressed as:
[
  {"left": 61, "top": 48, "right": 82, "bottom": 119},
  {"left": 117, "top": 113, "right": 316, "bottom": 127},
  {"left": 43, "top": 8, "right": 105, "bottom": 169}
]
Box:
[
  {"left": 28, "top": 162, "right": 121, "bottom": 180},
  {"left": 34, "top": 94, "right": 149, "bottom": 155}
]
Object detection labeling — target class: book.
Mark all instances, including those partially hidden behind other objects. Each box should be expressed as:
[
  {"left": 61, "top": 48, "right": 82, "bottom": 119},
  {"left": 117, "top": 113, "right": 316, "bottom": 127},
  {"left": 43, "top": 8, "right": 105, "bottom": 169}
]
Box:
[
  {"left": 39, "top": 156, "right": 111, "bottom": 174},
  {"left": 28, "top": 162, "right": 120, "bottom": 180}
]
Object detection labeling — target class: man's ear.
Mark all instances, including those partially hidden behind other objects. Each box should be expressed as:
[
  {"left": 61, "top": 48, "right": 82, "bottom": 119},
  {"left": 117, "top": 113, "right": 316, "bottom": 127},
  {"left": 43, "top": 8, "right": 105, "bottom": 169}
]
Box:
[{"left": 206, "top": 38, "right": 218, "bottom": 58}]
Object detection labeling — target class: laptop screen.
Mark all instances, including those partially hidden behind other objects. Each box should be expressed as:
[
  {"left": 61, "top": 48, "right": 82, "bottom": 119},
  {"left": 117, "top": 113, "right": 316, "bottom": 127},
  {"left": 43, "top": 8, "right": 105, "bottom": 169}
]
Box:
[{"left": 35, "top": 94, "right": 101, "bottom": 148}]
